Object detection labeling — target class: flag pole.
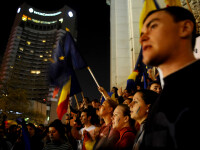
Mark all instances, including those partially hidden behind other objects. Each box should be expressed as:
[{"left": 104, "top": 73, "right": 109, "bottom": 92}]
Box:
[
  {"left": 87, "top": 66, "right": 100, "bottom": 87},
  {"left": 185, "top": 0, "right": 192, "bottom": 12},
  {"left": 81, "top": 92, "right": 84, "bottom": 99},
  {"left": 87, "top": 66, "right": 107, "bottom": 99},
  {"left": 74, "top": 95, "right": 80, "bottom": 110}
]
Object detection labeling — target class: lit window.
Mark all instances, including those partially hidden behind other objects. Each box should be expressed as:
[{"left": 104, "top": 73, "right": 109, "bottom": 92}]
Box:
[
  {"left": 66, "top": 27, "right": 70, "bottom": 32},
  {"left": 40, "top": 55, "right": 43, "bottom": 58},
  {"left": 10, "top": 66, "right": 13, "bottom": 69},
  {"left": 22, "top": 15, "right": 27, "bottom": 21},
  {"left": 18, "top": 55, "right": 21, "bottom": 58},
  {"left": 31, "top": 70, "right": 36, "bottom": 74},
  {"left": 42, "top": 40, "right": 46, "bottom": 43},
  {"left": 31, "top": 70, "right": 41, "bottom": 74},
  {"left": 19, "top": 47, "right": 24, "bottom": 51},
  {"left": 27, "top": 41, "right": 31, "bottom": 45},
  {"left": 30, "top": 50, "right": 34, "bottom": 53},
  {"left": 59, "top": 18, "right": 63, "bottom": 23},
  {"left": 49, "top": 54, "right": 51, "bottom": 57},
  {"left": 36, "top": 71, "right": 41, "bottom": 74},
  {"left": 43, "top": 58, "right": 48, "bottom": 61}
]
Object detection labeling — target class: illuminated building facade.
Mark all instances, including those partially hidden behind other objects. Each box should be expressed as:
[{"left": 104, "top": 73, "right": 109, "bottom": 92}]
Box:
[{"left": 0, "top": 3, "right": 77, "bottom": 122}]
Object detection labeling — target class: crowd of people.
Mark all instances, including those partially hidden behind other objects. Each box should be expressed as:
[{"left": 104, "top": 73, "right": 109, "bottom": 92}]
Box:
[
  {"left": 0, "top": 6, "right": 199, "bottom": 150},
  {"left": 68, "top": 83, "right": 160, "bottom": 150},
  {"left": 0, "top": 78, "right": 161, "bottom": 150}
]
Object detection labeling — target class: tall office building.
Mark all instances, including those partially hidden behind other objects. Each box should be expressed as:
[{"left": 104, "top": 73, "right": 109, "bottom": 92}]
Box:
[{"left": 0, "top": 3, "right": 77, "bottom": 123}]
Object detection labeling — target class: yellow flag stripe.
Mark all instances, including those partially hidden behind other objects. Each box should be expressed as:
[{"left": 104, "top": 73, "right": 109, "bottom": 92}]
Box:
[
  {"left": 58, "top": 77, "right": 71, "bottom": 105},
  {"left": 139, "top": 0, "right": 157, "bottom": 34}
]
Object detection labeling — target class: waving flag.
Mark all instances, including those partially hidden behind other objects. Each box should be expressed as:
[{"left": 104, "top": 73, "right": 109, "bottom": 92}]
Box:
[
  {"left": 126, "top": 70, "right": 139, "bottom": 92},
  {"left": 139, "top": 0, "right": 159, "bottom": 33},
  {"left": 49, "top": 31, "right": 87, "bottom": 120}
]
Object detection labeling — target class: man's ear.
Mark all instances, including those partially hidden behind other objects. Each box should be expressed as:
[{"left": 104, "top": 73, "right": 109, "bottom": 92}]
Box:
[
  {"left": 124, "top": 116, "right": 129, "bottom": 123},
  {"left": 179, "top": 20, "right": 194, "bottom": 38},
  {"left": 88, "top": 116, "right": 91, "bottom": 121},
  {"left": 108, "top": 107, "right": 113, "bottom": 114}
]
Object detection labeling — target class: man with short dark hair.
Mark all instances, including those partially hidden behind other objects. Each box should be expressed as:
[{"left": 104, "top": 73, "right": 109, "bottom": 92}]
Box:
[{"left": 139, "top": 6, "right": 200, "bottom": 150}]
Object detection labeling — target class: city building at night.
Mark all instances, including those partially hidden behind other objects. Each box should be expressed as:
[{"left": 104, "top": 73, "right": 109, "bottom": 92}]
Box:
[{"left": 0, "top": 3, "right": 77, "bottom": 123}]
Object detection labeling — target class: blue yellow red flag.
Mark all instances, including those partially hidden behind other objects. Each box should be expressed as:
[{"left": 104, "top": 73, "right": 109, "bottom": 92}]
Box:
[
  {"left": 126, "top": 70, "right": 139, "bottom": 92},
  {"left": 139, "top": 0, "right": 159, "bottom": 33},
  {"left": 49, "top": 31, "right": 87, "bottom": 120}
]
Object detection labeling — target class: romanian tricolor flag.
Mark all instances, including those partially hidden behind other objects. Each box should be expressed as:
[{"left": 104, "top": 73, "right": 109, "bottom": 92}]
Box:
[
  {"left": 49, "top": 31, "right": 87, "bottom": 120},
  {"left": 139, "top": 0, "right": 159, "bottom": 33},
  {"left": 136, "top": 1, "right": 159, "bottom": 88},
  {"left": 126, "top": 70, "right": 139, "bottom": 92},
  {"left": 57, "top": 77, "right": 71, "bottom": 120}
]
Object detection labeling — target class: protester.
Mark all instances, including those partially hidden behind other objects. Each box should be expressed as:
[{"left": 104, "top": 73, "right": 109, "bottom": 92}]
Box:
[
  {"left": 0, "top": 126, "right": 12, "bottom": 150},
  {"left": 139, "top": 6, "right": 200, "bottom": 149},
  {"left": 6, "top": 124, "right": 18, "bottom": 146},
  {"left": 91, "top": 99, "right": 101, "bottom": 109},
  {"left": 129, "top": 89, "right": 158, "bottom": 150},
  {"left": 123, "top": 98, "right": 132, "bottom": 105},
  {"left": 79, "top": 108, "right": 97, "bottom": 150},
  {"left": 112, "top": 104, "right": 136, "bottom": 150},
  {"left": 12, "top": 122, "right": 43, "bottom": 150},
  {"left": 79, "top": 97, "right": 91, "bottom": 110},
  {"left": 148, "top": 80, "right": 162, "bottom": 94},
  {"left": 43, "top": 119, "right": 73, "bottom": 150},
  {"left": 94, "top": 99, "right": 120, "bottom": 150},
  {"left": 26, "top": 123, "right": 43, "bottom": 150}
]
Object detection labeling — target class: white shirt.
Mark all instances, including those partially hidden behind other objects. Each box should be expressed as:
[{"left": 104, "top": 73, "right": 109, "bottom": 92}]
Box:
[{"left": 79, "top": 125, "right": 96, "bottom": 140}]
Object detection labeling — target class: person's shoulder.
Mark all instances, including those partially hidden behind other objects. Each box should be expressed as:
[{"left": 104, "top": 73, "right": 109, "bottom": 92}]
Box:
[
  {"left": 61, "top": 141, "right": 73, "bottom": 149},
  {"left": 42, "top": 142, "right": 55, "bottom": 150},
  {"left": 86, "top": 125, "right": 96, "bottom": 131}
]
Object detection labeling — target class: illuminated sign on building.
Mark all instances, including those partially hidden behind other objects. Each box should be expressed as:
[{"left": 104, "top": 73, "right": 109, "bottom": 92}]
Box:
[
  {"left": 29, "top": 8, "right": 62, "bottom": 16},
  {"left": 22, "top": 14, "right": 59, "bottom": 24}
]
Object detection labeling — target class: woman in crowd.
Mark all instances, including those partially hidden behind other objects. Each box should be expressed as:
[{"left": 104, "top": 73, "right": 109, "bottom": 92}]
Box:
[
  {"left": 94, "top": 99, "right": 120, "bottom": 150},
  {"left": 129, "top": 89, "right": 158, "bottom": 150},
  {"left": 112, "top": 104, "right": 136, "bottom": 150},
  {"left": 43, "top": 119, "right": 73, "bottom": 150},
  {"left": 12, "top": 123, "right": 43, "bottom": 150}
]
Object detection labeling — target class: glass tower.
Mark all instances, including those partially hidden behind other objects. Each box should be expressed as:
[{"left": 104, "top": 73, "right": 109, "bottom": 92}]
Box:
[{"left": 0, "top": 3, "right": 77, "bottom": 122}]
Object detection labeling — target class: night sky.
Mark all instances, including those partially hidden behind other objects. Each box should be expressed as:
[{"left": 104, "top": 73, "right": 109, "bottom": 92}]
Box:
[{"left": 0, "top": 0, "right": 110, "bottom": 102}]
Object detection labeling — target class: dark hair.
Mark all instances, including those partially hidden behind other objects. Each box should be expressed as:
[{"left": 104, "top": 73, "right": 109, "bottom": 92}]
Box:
[
  {"left": 49, "top": 119, "right": 66, "bottom": 140},
  {"left": 136, "top": 89, "right": 158, "bottom": 105},
  {"left": 92, "top": 99, "right": 99, "bottom": 103},
  {"left": 148, "top": 80, "right": 161, "bottom": 88},
  {"left": 82, "top": 107, "right": 99, "bottom": 125},
  {"left": 118, "top": 104, "right": 135, "bottom": 128},
  {"left": 144, "top": 6, "right": 197, "bottom": 49},
  {"left": 112, "top": 87, "right": 118, "bottom": 92},
  {"left": 81, "top": 108, "right": 92, "bottom": 118},
  {"left": 26, "top": 123, "right": 36, "bottom": 131}
]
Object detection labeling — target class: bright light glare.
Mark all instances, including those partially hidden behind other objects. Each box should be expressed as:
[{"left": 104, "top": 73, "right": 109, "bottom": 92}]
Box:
[
  {"left": 17, "top": 8, "right": 21, "bottom": 13},
  {"left": 68, "top": 11, "right": 73, "bottom": 17},
  {"left": 29, "top": 8, "right": 34, "bottom": 13}
]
